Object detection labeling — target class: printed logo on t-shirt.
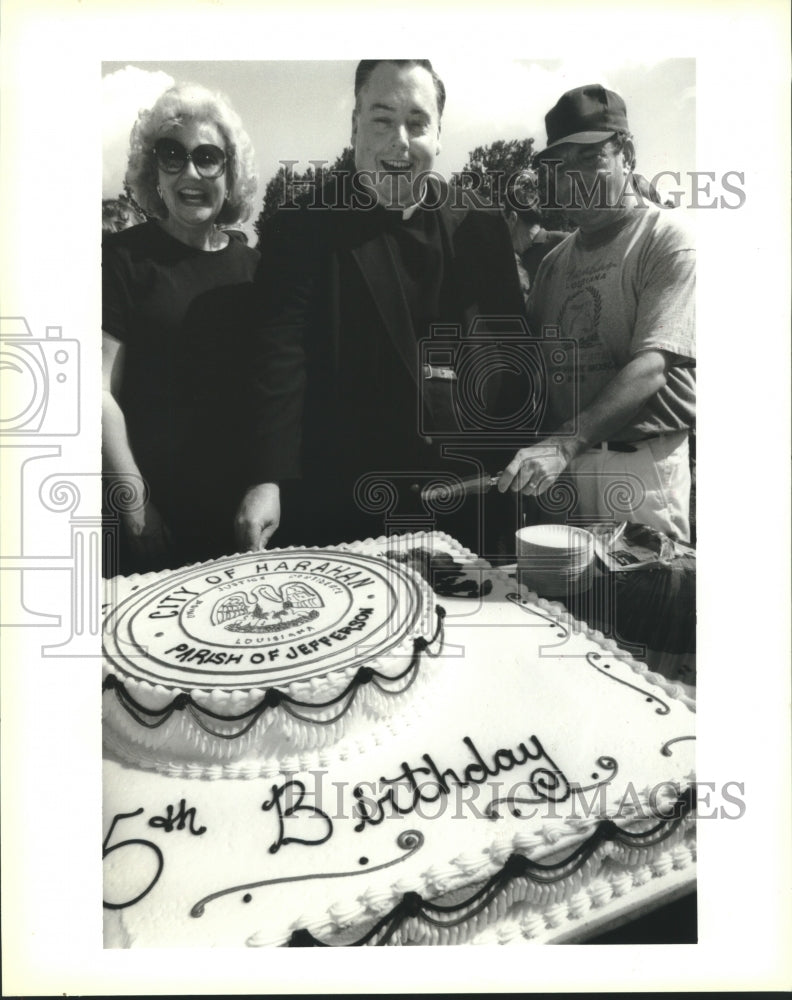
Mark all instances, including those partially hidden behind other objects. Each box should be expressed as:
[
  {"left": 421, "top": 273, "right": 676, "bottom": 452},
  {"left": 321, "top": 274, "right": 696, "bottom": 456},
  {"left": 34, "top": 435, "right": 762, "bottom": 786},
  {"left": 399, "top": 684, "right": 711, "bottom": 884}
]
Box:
[{"left": 555, "top": 284, "right": 616, "bottom": 385}]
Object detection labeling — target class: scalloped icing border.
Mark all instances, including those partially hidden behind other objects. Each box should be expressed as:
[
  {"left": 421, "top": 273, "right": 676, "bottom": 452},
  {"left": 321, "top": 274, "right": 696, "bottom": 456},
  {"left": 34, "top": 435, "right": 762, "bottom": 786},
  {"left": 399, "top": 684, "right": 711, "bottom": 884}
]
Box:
[
  {"left": 241, "top": 788, "right": 697, "bottom": 947},
  {"left": 102, "top": 665, "right": 440, "bottom": 779}
]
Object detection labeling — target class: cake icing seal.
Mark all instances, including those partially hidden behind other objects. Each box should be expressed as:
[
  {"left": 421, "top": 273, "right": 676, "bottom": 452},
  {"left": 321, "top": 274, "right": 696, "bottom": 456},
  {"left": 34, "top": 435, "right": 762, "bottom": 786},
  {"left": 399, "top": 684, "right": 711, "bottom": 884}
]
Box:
[
  {"left": 103, "top": 545, "right": 448, "bottom": 769},
  {"left": 104, "top": 607, "right": 444, "bottom": 738}
]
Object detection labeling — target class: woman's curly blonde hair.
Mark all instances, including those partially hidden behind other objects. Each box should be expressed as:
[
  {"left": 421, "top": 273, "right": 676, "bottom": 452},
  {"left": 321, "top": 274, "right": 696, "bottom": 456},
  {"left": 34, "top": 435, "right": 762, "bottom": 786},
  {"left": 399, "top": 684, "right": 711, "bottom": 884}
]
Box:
[{"left": 125, "top": 82, "right": 258, "bottom": 225}]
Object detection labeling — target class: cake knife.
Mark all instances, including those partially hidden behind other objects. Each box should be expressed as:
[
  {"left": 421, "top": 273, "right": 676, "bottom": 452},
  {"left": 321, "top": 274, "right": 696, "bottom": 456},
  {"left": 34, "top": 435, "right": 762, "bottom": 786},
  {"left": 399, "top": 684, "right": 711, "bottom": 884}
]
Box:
[{"left": 416, "top": 473, "right": 502, "bottom": 504}]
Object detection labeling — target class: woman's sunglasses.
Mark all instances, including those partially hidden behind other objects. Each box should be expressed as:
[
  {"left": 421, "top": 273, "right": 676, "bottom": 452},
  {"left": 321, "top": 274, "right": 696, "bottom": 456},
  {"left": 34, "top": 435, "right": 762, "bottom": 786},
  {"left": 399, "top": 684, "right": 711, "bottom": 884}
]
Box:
[{"left": 152, "top": 138, "right": 226, "bottom": 179}]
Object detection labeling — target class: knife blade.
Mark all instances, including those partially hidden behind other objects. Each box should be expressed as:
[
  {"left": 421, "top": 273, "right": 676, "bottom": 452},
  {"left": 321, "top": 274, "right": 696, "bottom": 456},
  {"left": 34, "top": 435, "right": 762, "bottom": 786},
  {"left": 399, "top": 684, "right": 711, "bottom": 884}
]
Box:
[{"left": 417, "top": 473, "right": 502, "bottom": 504}]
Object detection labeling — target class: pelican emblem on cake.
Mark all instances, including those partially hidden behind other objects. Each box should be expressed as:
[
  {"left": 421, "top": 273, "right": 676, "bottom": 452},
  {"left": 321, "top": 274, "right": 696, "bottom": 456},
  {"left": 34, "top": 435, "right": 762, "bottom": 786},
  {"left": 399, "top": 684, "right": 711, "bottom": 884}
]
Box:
[{"left": 211, "top": 582, "right": 323, "bottom": 634}]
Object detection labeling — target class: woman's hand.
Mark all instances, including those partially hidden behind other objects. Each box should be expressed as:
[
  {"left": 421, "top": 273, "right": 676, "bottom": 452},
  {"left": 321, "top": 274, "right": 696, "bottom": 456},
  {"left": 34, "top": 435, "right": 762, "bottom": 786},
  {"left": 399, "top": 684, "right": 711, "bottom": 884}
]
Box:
[
  {"left": 104, "top": 330, "right": 175, "bottom": 570},
  {"left": 122, "top": 500, "right": 174, "bottom": 567},
  {"left": 234, "top": 482, "right": 281, "bottom": 551}
]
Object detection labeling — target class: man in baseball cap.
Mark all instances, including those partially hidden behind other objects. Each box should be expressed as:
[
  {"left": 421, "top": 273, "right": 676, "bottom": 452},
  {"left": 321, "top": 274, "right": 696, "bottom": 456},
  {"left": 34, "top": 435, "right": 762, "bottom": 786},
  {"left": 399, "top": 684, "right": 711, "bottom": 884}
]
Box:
[
  {"left": 498, "top": 84, "right": 696, "bottom": 542},
  {"left": 533, "top": 84, "right": 639, "bottom": 228}
]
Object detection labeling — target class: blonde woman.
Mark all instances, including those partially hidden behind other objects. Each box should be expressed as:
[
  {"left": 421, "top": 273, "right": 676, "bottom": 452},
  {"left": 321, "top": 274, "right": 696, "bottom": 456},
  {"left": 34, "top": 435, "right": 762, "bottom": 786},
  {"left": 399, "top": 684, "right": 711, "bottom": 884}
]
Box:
[{"left": 102, "top": 83, "right": 281, "bottom": 573}]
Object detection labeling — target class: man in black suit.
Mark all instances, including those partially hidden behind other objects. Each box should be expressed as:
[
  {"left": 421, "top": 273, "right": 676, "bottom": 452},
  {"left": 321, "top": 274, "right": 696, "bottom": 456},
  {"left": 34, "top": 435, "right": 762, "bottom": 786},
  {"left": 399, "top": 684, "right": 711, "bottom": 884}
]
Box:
[{"left": 247, "top": 60, "right": 528, "bottom": 552}]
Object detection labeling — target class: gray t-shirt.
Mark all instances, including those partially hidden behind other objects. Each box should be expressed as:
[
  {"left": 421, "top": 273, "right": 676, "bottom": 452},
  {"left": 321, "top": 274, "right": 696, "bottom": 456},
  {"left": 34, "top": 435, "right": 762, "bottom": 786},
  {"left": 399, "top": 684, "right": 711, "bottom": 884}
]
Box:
[{"left": 527, "top": 205, "right": 695, "bottom": 440}]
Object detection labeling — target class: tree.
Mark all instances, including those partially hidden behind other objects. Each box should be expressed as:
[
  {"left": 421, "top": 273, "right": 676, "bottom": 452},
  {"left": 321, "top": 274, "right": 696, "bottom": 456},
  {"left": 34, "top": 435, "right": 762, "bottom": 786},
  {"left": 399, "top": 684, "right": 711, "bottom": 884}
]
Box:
[
  {"left": 327, "top": 145, "right": 356, "bottom": 178},
  {"left": 453, "top": 137, "right": 575, "bottom": 231},
  {"left": 451, "top": 138, "right": 535, "bottom": 206},
  {"left": 252, "top": 146, "right": 356, "bottom": 246}
]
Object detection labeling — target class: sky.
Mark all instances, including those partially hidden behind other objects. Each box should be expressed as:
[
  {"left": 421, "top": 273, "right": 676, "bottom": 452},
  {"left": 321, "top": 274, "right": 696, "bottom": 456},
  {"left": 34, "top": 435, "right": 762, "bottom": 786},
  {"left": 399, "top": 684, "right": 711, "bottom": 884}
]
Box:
[{"left": 102, "top": 58, "right": 695, "bottom": 243}]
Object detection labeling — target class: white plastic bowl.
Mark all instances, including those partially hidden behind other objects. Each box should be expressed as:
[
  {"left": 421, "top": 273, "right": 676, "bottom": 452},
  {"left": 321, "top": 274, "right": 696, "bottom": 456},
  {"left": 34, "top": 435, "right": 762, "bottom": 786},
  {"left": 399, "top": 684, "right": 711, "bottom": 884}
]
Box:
[
  {"left": 515, "top": 524, "right": 595, "bottom": 554},
  {"left": 515, "top": 525, "right": 595, "bottom": 596}
]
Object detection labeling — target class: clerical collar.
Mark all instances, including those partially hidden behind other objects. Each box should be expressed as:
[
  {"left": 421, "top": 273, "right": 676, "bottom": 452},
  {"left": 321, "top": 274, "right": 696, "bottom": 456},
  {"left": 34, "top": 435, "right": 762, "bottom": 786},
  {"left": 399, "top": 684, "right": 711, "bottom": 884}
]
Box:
[
  {"left": 378, "top": 194, "right": 424, "bottom": 222},
  {"left": 378, "top": 179, "right": 429, "bottom": 221},
  {"left": 401, "top": 197, "right": 424, "bottom": 221}
]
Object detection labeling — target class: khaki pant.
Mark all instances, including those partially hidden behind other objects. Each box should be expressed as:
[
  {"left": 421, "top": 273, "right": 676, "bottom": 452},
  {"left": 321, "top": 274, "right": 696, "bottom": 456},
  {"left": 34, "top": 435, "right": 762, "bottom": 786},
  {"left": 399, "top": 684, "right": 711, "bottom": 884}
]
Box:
[{"left": 532, "top": 430, "right": 692, "bottom": 542}]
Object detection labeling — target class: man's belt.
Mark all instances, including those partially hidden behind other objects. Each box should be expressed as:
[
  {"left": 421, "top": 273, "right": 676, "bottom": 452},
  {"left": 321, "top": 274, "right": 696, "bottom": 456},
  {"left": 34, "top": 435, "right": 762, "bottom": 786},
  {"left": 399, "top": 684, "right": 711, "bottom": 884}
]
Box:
[
  {"left": 599, "top": 440, "right": 639, "bottom": 453},
  {"left": 422, "top": 364, "right": 457, "bottom": 381},
  {"left": 593, "top": 434, "right": 682, "bottom": 453}
]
